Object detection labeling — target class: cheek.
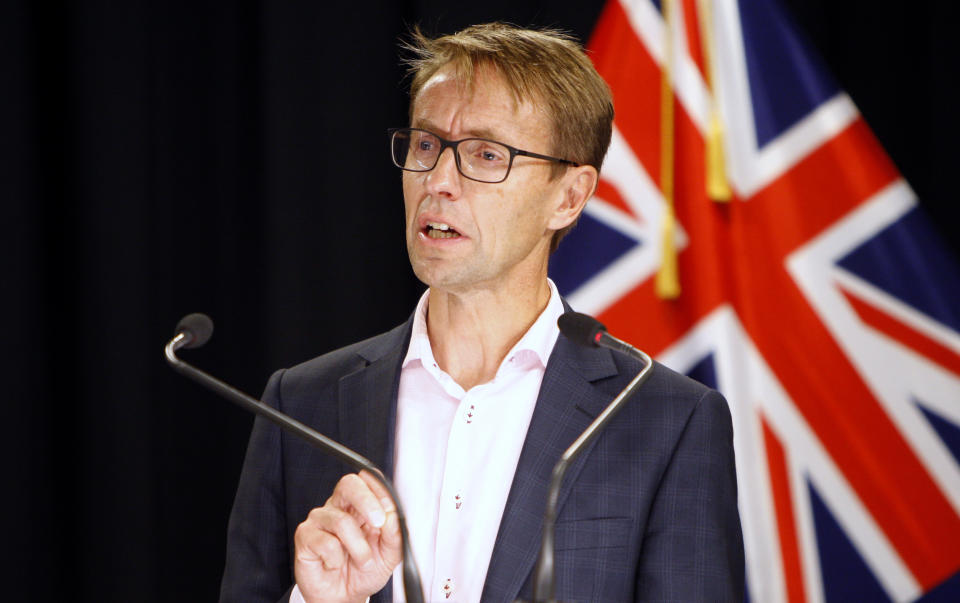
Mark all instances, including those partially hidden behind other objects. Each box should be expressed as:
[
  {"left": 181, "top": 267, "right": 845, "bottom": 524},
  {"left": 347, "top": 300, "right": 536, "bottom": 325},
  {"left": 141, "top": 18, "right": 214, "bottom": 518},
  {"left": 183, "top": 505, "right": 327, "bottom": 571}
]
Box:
[
  {"left": 401, "top": 173, "right": 414, "bottom": 199},
  {"left": 486, "top": 191, "right": 546, "bottom": 249},
  {"left": 402, "top": 177, "right": 420, "bottom": 222},
  {"left": 505, "top": 183, "right": 555, "bottom": 231},
  {"left": 473, "top": 188, "right": 510, "bottom": 240}
]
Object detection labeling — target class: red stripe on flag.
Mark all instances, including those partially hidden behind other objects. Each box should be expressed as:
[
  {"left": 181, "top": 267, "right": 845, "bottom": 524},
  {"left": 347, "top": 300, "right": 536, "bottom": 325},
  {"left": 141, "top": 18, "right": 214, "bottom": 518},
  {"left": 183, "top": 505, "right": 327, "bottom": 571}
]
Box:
[
  {"left": 839, "top": 286, "right": 960, "bottom": 375},
  {"left": 598, "top": 94, "right": 730, "bottom": 352},
  {"left": 762, "top": 414, "right": 808, "bottom": 603},
  {"left": 589, "top": 0, "right": 662, "bottom": 198},
  {"left": 681, "top": 0, "right": 707, "bottom": 82},
  {"left": 596, "top": 178, "right": 642, "bottom": 221},
  {"left": 746, "top": 119, "right": 901, "bottom": 253},
  {"left": 601, "top": 119, "right": 902, "bottom": 354}
]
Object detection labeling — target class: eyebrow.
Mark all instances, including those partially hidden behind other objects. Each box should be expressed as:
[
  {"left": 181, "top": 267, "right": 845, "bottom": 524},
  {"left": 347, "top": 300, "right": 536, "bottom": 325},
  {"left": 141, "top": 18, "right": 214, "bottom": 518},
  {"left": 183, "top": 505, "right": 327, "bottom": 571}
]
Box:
[{"left": 412, "top": 120, "right": 505, "bottom": 144}]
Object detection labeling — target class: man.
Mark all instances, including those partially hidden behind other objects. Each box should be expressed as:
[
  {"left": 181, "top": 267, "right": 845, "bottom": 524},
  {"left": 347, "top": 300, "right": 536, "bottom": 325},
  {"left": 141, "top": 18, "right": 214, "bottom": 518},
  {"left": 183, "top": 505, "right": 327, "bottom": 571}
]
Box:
[{"left": 220, "top": 23, "right": 743, "bottom": 602}]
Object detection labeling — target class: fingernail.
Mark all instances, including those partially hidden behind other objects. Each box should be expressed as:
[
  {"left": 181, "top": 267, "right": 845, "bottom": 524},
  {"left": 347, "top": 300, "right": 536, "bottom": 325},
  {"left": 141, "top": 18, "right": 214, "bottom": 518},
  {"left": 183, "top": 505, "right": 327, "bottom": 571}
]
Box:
[
  {"left": 380, "top": 497, "right": 395, "bottom": 512},
  {"left": 369, "top": 509, "right": 386, "bottom": 528}
]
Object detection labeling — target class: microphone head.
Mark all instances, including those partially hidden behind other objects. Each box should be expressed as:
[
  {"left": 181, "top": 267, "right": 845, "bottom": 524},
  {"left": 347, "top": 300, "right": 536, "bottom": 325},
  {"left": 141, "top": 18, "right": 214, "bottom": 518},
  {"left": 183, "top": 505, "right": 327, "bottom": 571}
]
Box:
[
  {"left": 175, "top": 313, "right": 214, "bottom": 349},
  {"left": 558, "top": 312, "right": 607, "bottom": 348}
]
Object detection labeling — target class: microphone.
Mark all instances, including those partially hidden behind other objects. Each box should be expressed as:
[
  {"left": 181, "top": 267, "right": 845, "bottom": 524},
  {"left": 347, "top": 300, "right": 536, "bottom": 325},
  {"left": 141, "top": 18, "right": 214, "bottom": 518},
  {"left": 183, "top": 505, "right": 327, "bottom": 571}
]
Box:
[
  {"left": 529, "top": 312, "right": 655, "bottom": 603},
  {"left": 172, "top": 312, "right": 214, "bottom": 349},
  {"left": 557, "top": 312, "right": 641, "bottom": 359},
  {"left": 164, "top": 314, "right": 425, "bottom": 603}
]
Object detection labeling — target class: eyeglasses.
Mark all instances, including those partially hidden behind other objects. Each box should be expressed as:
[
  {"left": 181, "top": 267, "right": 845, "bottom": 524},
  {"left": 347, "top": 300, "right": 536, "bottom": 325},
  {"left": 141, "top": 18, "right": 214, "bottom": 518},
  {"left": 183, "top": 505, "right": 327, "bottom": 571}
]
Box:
[{"left": 389, "top": 127, "right": 579, "bottom": 184}]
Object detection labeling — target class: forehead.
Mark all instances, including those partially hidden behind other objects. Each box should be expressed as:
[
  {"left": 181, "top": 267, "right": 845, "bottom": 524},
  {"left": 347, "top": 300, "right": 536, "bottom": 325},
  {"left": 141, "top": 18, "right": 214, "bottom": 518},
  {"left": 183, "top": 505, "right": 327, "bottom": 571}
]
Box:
[{"left": 410, "top": 66, "right": 551, "bottom": 146}]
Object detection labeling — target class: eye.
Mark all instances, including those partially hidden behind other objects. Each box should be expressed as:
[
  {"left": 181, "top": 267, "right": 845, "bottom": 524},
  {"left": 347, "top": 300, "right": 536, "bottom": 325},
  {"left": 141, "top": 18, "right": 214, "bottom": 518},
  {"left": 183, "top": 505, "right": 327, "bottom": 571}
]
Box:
[
  {"left": 415, "top": 137, "right": 436, "bottom": 152},
  {"left": 470, "top": 142, "right": 507, "bottom": 164}
]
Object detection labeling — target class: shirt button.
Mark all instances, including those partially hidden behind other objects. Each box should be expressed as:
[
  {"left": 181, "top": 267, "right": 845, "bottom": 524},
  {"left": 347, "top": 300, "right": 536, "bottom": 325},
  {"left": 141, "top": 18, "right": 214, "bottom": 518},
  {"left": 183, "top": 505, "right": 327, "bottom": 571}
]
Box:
[
  {"left": 455, "top": 493, "right": 463, "bottom": 510},
  {"left": 442, "top": 577, "right": 455, "bottom": 599}
]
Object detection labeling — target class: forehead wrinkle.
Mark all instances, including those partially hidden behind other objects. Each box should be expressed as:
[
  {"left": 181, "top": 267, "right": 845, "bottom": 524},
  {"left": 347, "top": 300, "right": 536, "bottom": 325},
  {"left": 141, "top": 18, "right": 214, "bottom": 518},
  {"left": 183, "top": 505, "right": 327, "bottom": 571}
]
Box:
[
  {"left": 411, "top": 118, "right": 504, "bottom": 143},
  {"left": 411, "top": 76, "right": 549, "bottom": 153}
]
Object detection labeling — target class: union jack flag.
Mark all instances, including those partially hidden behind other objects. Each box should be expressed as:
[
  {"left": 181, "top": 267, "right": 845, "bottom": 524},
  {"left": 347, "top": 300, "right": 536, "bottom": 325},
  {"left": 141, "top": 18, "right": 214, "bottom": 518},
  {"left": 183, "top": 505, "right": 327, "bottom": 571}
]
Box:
[{"left": 549, "top": 1, "right": 960, "bottom": 600}]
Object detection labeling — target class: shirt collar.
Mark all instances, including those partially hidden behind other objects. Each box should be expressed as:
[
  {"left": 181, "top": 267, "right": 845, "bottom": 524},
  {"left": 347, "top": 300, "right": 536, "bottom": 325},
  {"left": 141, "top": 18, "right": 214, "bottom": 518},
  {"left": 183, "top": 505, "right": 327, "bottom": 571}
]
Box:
[{"left": 402, "top": 279, "right": 564, "bottom": 370}]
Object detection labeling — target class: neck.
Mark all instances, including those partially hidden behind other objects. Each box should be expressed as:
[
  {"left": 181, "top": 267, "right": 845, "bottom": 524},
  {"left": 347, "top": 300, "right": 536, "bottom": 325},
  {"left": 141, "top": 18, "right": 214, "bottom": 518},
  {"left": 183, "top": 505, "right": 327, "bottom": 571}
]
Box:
[{"left": 426, "top": 277, "right": 552, "bottom": 390}]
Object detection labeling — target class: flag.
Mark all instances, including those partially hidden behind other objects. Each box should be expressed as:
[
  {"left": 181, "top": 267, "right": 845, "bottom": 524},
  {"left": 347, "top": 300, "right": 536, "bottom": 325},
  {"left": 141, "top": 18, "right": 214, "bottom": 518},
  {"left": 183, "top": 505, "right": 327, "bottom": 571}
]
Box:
[{"left": 549, "top": 1, "right": 960, "bottom": 600}]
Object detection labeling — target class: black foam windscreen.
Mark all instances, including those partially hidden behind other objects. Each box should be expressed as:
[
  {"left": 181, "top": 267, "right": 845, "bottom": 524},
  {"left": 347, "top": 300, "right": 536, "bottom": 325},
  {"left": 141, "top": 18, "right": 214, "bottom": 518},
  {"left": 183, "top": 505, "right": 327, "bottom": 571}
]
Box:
[
  {"left": 557, "top": 311, "right": 606, "bottom": 348},
  {"left": 175, "top": 313, "right": 214, "bottom": 349}
]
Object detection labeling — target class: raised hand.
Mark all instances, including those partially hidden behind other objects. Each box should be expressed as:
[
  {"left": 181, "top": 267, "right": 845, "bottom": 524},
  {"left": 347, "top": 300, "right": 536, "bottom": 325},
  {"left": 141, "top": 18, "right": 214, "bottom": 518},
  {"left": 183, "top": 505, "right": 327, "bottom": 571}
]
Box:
[{"left": 294, "top": 471, "right": 402, "bottom": 603}]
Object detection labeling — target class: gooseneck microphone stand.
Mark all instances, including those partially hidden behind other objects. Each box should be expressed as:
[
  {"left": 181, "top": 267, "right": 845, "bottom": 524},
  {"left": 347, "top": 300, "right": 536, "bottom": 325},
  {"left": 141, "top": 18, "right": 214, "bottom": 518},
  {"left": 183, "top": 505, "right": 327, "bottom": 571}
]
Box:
[
  {"left": 165, "top": 313, "right": 424, "bottom": 603},
  {"left": 528, "top": 312, "right": 655, "bottom": 603}
]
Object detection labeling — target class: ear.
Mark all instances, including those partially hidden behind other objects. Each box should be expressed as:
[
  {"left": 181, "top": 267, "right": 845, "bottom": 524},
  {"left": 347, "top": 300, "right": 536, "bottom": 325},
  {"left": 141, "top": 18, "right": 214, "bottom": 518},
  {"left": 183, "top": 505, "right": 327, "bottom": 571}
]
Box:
[{"left": 547, "top": 165, "right": 598, "bottom": 231}]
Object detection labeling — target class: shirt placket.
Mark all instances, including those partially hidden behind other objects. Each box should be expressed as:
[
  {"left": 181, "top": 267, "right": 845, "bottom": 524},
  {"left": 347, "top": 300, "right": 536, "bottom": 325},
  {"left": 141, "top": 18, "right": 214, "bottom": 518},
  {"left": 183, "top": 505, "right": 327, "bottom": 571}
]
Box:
[{"left": 432, "top": 385, "right": 485, "bottom": 601}]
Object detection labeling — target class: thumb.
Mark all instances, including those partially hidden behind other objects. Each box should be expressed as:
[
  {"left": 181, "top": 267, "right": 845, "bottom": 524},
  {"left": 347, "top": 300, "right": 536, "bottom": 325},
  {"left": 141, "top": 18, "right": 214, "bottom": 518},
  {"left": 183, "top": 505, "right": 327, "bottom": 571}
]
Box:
[{"left": 377, "top": 497, "right": 404, "bottom": 569}]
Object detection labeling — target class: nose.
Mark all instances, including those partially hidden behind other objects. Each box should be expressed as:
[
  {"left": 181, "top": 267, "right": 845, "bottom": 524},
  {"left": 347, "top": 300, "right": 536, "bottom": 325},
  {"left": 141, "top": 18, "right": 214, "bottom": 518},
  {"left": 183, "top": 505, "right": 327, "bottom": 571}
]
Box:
[{"left": 424, "top": 146, "right": 462, "bottom": 200}]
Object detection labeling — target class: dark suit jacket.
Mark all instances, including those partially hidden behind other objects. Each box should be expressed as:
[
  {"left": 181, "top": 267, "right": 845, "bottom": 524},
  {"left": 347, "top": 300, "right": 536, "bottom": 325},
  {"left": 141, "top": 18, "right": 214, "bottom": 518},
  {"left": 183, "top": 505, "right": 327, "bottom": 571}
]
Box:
[{"left": 219, "top": 316, "right": 744, "bottom": 602}]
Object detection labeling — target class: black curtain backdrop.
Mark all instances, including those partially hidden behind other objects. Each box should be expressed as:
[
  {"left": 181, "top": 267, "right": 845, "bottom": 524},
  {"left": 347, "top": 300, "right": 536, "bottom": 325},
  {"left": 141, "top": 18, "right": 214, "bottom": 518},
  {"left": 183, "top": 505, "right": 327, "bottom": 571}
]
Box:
[{"left": 3, "top": 1, "right": 956, "bottom": 600}]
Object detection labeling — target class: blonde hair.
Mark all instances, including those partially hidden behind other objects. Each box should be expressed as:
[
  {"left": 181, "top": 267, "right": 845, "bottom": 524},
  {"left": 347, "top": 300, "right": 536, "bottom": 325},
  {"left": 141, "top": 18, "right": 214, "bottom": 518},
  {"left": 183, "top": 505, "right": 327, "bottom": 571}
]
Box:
[{"left": 403, "top": 23, "right": 614, "bottom": 252}]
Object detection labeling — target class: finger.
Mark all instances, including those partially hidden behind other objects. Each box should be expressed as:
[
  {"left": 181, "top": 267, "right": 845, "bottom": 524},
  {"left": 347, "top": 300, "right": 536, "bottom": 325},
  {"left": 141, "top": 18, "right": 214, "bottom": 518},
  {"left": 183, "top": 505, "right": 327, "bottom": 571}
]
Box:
[
  {"left": 306, "top": 506, "right": 376, "bottom": 569},
  {"left": 330, "top": 473, "right": 387, "bottom": 529},
  {"left": 356, "top": 472, "right": 403, "bottom": 566},
  {"left": 294, "top": 519, "right": 347, "bottom": 570},
  {"left": 357, "top": 471, "right": 395, "bottom": 513},
  {"left": 377, "top": 499, "right": 403, "bottom": 567}
]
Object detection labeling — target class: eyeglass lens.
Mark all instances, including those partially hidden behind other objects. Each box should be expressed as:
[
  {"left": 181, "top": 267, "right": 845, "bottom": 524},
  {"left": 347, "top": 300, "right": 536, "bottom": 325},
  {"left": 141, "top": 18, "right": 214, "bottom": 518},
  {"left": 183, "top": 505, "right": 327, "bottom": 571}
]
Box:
[{"left": 391, "top": 129, "right": 512, "bottom": 183}]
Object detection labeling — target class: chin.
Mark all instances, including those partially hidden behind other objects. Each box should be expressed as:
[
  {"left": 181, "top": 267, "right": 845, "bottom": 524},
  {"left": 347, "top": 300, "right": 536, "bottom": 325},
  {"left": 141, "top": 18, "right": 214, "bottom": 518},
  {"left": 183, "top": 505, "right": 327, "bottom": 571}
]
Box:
[
  {"left": 412, "top": 266, "right": 471, "bottom": 292},
  {"left": 410, "top": 260, "right": 445, "bottom": 287}
]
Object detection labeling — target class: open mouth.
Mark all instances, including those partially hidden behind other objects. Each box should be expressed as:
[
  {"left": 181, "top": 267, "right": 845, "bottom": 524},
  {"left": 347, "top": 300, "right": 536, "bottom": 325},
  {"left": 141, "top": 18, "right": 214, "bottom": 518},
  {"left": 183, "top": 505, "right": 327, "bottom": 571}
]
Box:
[{"left": 425, "top": 221, "right": 462, "bottom": 239}]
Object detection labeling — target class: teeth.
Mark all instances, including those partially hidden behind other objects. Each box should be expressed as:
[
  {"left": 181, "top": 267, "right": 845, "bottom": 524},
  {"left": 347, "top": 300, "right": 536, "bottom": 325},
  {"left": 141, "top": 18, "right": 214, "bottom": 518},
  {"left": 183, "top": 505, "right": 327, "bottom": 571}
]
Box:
[
  {"left": 425, "top": 221, "right": 460, "bottom": 239},
  {"left": 427, "top": 229, "right": 460, "bottom": 239}
]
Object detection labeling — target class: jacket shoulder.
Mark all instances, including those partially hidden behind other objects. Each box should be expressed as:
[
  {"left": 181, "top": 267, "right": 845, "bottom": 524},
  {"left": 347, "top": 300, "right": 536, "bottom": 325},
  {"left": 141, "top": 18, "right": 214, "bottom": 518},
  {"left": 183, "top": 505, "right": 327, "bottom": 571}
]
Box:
[
  {"left": 593, "top": 346, "right": 719, "bottom": 406},
  {"left": 276, "top": 321, "right": 411, "bottom": 400}
]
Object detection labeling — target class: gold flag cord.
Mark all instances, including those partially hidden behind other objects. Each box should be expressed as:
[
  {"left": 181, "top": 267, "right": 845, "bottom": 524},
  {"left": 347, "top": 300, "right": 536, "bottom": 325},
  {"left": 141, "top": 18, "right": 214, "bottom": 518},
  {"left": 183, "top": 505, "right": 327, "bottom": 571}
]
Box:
[
  {"left": 698, "top": 0, "right": 732, "bottom": 202},
  {"left": 656, "top": 0, "right": 681, "bottom": 299}
]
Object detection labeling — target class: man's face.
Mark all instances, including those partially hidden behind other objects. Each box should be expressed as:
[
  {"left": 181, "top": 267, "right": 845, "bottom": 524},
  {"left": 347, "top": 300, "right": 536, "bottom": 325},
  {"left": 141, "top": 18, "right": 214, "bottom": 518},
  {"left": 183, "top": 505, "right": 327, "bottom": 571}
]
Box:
[{"left": 403, "top": 66, "right": 575, "bottom": 294}]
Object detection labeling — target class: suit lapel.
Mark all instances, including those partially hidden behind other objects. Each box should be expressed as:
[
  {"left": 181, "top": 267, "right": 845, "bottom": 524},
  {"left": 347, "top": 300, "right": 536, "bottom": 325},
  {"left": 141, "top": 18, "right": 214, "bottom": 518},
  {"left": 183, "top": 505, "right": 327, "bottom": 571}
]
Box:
[
  {"left": 336, "top": 320, "right": 412, "bottom": 476},
  {"left": 333, "top": 321, "right": 412, "bottom": 603},
  {"left": 481, "top": 336, "right": 620, "bottom": 602}
]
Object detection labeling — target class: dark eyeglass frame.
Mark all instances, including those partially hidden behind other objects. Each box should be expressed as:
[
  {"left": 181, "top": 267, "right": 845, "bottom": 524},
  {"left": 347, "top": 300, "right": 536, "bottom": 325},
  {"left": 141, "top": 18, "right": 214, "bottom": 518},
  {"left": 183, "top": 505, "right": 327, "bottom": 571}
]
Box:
[{"left": 389, "top": 127, "right": 580, "bottom": 184}]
